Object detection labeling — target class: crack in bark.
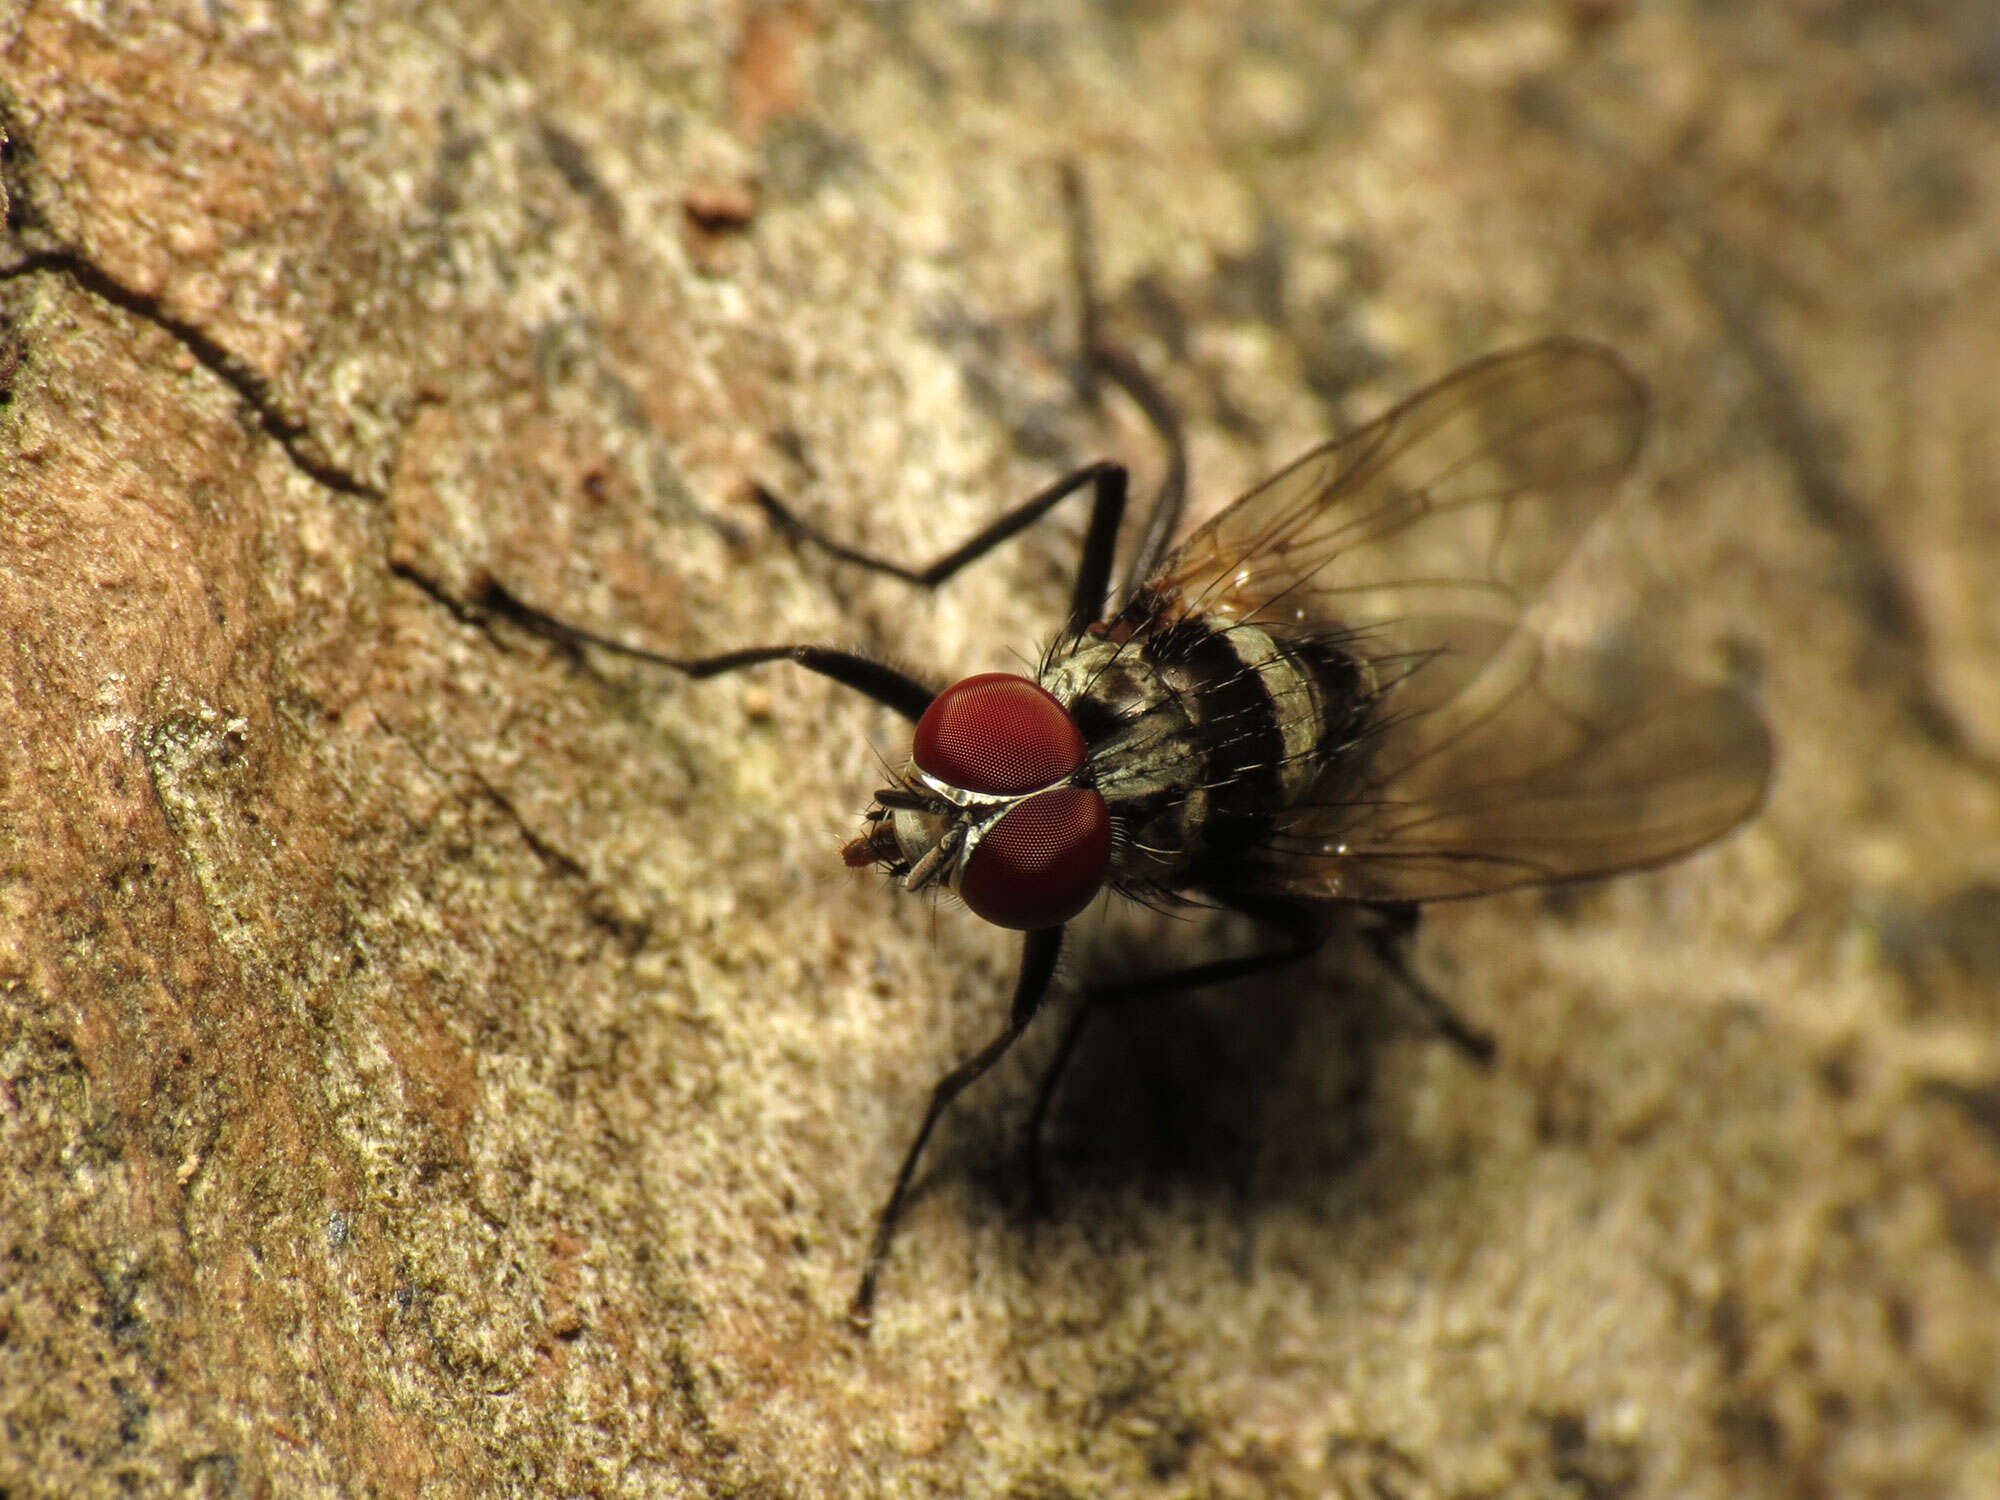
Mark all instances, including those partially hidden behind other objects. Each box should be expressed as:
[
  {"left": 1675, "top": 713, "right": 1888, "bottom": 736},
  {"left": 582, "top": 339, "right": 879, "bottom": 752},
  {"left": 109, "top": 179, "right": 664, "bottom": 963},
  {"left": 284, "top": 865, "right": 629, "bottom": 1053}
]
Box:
[
  {"left": 387, "top": 559, "right": 491, "bottom": 630},
  {"left": 464, "top": 766, "right": 588, "bottom": 882},
  {"left": 0, "top": 247, "right": 383, "bottom": 500},
  {"left": 392, "top": 710, "right": 657, "bottom": 954}
]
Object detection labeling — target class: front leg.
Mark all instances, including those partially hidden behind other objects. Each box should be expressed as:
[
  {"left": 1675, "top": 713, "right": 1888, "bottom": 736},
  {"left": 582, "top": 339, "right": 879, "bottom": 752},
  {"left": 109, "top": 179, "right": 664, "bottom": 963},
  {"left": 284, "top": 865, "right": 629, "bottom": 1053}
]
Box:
[
  {"left": 481, "top": 581, "right": 939, "bottom": 723},
  {"left": 850, "top": 924, "right": 1066, "bottom": 1329}
]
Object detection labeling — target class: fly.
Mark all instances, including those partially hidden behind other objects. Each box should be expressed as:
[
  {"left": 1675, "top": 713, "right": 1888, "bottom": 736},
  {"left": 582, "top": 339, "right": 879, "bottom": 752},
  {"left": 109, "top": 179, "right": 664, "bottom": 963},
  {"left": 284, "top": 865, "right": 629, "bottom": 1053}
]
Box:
[{"left": 485, "top": 184, "right": 1772, "bottom": 1329}]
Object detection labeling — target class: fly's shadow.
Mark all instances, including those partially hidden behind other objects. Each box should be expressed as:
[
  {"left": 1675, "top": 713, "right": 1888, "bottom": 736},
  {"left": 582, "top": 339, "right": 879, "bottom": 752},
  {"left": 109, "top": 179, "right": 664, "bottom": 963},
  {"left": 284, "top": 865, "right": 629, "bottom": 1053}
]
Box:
[
  {"left": 1033, "top": 918, "right": 1383, "bottom": 1208},
  {"left": 926, "top": 906, "right": 1466, "bottom": 1245}
]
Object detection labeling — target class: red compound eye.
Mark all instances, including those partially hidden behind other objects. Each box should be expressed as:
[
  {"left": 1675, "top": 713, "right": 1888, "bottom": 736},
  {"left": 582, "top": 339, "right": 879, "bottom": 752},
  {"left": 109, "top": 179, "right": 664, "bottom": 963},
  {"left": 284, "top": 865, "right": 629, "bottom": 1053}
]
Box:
[
  {"left": 959, "top": 787, "right": 1111, "bottom": 930},
  {"left": 912, "top": 673, "right": 1085, "bottom": 796}
]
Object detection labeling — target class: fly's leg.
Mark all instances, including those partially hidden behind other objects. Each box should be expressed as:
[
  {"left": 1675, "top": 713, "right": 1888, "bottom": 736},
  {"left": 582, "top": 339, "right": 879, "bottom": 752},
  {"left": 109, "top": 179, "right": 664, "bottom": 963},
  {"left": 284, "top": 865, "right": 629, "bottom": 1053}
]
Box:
[
  {"left": 1022, "top": 899, "right": 1327, "bottom": 1215},
  {"left": 748, "top": 457, "right": 1131, "bottom": 634},
  {"left": 506, "top": 163, "right": 1190, "bottom": 668},
  {"left": 486, "top": 450, "right": 1133, "bottom": 707},
  {"left": 754, "top": 163, "right": 1191, "bottom": 631},
  {"left": 1060, "top": 161, "right": 1188, "bottom": 595},
  {"left": 482, "top": 583, "right": 939, "bottom": 722},
  {"left": 850, "top": 924, "right": 1065, "bottom": 1329},
  {"left": 1360, "top": 901, "right": 1497, "bottom": 1065}
]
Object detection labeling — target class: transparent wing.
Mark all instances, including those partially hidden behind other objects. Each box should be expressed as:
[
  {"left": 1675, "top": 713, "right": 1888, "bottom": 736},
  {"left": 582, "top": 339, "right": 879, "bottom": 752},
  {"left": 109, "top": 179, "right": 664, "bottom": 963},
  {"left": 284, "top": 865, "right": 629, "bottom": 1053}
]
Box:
[
  {"left": 1134, "top": 340, "right": 1770, "bottom": 901},
  {"left": 1142, "top": 339, "right": 1649, "bottom": 651},
  {"left": 1239, "top": 638, "right": 1774, "bottom": 901}
]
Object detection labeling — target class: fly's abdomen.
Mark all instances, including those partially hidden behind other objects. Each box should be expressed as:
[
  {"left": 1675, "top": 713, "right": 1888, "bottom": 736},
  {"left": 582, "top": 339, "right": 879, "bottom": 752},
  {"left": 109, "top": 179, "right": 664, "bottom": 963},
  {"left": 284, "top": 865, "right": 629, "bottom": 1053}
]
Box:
[{"left": 1149, "top": 616, "right": 1363, "bottom": 861}]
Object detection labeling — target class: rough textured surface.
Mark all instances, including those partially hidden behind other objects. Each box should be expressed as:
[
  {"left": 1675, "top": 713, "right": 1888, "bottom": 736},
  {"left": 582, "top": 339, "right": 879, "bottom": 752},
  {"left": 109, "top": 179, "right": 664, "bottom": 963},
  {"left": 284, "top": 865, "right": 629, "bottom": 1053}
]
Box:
[{"left": 3, "top": 2, "right": 1997, "bottom": 1495}]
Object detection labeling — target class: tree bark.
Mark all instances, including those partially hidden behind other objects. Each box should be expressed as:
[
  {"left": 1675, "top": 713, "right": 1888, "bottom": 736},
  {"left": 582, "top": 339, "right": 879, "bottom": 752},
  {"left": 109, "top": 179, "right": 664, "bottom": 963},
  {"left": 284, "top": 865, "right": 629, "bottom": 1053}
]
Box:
[{"left": 3, "top": 2, "right": 1996, "bottom": 1495}]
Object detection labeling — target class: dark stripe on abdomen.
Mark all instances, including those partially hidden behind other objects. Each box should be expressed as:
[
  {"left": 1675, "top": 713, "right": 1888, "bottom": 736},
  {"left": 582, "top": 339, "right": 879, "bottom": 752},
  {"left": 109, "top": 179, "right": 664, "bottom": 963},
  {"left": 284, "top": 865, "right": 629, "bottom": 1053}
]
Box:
[
  {"left": 1286, "top": 637, "right": 1374, "bottom": 763},
  {"left": 1147, "top": 616, "right": 1289, "bottom": 859}
]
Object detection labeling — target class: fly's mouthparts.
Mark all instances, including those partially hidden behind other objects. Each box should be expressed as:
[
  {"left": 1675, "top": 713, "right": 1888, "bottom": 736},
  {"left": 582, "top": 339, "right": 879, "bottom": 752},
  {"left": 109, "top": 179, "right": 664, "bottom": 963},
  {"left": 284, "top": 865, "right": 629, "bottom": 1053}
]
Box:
[
  {"left": 840, "top": 832, "right": 886, "bottom": 869},
  {"left": 901, "top": 825, "right": 966, "bottom": 893},
  {"left": 841, "top": 809, "right": 904, "bottom": 871}
]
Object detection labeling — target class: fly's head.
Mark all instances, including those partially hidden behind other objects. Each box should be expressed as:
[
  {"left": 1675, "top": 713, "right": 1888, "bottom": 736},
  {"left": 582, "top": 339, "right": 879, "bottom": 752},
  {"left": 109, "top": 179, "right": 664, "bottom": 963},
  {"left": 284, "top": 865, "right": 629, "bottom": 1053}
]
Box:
[{"left": 840, "top": 673, "right": 1111, "bottom": 931}]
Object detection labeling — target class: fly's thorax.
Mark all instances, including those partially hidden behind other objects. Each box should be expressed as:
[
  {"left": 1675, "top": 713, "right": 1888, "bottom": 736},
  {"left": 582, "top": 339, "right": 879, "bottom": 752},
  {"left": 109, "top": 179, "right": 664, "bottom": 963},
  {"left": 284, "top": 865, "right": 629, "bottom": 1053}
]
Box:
[
  {"left": 1040, "top": 635, "right": 1205, "bottom": 883},
  {"left": 1041, "top": 639, "right": 1192, "bottom": 801}
]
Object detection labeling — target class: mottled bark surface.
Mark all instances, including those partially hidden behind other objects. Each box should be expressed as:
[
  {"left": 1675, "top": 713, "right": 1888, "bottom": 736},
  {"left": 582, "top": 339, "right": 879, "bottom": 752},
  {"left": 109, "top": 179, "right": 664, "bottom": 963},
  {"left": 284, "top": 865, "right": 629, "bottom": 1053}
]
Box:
[{"left": 3, "top": 3, "right": 1996, "bottom": 1496}]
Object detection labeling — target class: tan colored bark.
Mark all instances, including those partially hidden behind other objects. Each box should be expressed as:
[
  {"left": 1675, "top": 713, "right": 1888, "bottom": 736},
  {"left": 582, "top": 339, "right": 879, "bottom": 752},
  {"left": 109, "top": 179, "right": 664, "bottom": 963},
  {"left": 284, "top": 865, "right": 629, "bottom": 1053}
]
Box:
[{"left": 3, "top": 3, "right": 1996, "bottom": 1495}]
